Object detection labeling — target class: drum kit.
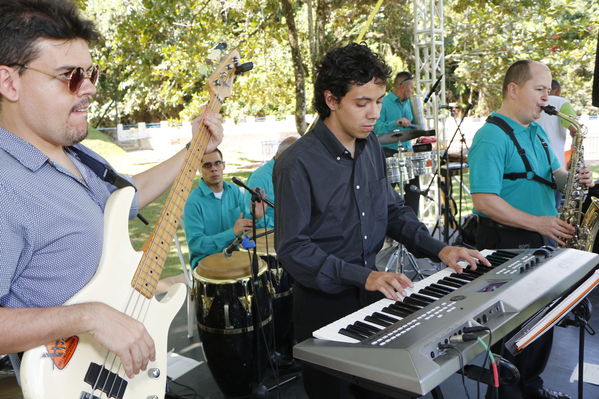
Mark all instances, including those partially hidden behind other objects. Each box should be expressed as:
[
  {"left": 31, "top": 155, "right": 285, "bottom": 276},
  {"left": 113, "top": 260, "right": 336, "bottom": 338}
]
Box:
[{"left": 192, "top": 229, "right": 295, "bottom": 398}]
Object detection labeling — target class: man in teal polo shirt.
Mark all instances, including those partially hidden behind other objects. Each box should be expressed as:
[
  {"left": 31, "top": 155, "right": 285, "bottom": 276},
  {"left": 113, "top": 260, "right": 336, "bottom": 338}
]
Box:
[
  {"left": 469, "top": 60, "right": 593, "bottom": 399},
  {"left": 245, "top": 136, "right": 298, "bottom": 229},
  {"left": 374, "top": 71, "right": 415, "bottom": 154},
  {"left": 184, "top": 149, "right": 264, "bottom": 267},
  {"left": 374, "top": 71, "right": 420, "bottom": 214}
]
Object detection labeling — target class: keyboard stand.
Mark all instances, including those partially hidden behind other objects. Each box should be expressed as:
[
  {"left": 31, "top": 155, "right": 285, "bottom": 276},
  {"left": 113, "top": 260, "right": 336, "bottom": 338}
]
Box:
[{"left": 384, "top": 241, "right": 425, "bottom": 281}]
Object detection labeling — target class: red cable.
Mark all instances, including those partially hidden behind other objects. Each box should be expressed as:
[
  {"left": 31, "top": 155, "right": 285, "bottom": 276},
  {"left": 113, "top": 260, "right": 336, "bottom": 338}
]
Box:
[{"left": 491, "top": 362, "right": 500, "bottom": 388}]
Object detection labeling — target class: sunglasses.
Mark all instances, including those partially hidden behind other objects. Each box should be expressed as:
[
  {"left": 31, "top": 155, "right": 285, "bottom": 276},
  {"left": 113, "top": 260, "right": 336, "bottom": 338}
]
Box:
[
  {"left": 202, "top": 160, "right": 224, "bottom": 169},
  {"left": 20, "top": 64, "right": 100, "bottom": 93}
]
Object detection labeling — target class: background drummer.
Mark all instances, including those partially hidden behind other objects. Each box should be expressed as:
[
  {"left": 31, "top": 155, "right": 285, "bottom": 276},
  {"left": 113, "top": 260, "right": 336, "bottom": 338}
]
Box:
[
  {"left": 245, "top": 136, "right": 298, "bottom": 229},
  {"left": 184, "top": 149, "right": 265, "bottom": 268},
  {"left": 374, "top": 71, "right": 420, "bottom": 214}
]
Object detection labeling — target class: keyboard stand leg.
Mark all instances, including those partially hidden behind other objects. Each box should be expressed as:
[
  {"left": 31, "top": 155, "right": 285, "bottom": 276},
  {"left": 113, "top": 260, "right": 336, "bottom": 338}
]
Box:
[{"left": 430, "top": 386, "right": 445, "bottom": 399}]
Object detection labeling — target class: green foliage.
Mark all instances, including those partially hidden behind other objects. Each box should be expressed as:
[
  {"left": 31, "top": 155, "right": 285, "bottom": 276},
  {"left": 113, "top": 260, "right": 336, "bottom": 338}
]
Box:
[{"left": 83, "top": 0, "right": 599, "bottom": 127}]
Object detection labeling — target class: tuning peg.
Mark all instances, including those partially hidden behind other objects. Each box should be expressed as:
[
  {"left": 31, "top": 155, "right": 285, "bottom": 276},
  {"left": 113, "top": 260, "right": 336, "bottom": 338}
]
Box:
[{"left": 235, "top": 62, "right": 254, "bottom": 75}]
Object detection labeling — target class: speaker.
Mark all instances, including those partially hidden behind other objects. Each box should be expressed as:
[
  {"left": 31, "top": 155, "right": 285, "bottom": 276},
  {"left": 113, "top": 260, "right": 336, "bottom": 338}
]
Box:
[{"left": 593, "top": 32, "right": 599, "bottom": 107}]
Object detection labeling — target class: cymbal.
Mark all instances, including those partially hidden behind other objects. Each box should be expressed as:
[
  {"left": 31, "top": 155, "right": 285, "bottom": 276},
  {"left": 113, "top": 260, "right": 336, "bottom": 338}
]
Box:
[{"left": 377, "top": 129, "right": 436, "bottom": 145}]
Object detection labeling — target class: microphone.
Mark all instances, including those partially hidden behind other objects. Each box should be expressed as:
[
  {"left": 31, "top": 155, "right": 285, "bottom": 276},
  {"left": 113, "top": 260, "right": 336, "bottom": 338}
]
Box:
[
  {"left": 223, "top": 235, "right": 244, "bottom": 258},
  {"left": 407, "top": 185, "right": 434, "bottom": 201},
  {"left": 231, "top": 177, "right": 274, "bottom": 208},
  {"left": 423, "top": 74, "right": 443, "bottom": 104}
]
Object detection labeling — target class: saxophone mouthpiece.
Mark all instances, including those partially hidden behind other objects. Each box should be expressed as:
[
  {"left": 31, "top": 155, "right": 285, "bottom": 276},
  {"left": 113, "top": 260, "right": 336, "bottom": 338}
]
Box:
[{"left": 541, "top": 104, "right": 558, "bottom": 115}]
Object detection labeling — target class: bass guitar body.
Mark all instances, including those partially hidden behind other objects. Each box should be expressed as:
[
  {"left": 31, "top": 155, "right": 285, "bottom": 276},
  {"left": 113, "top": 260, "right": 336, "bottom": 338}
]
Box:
[{"left": 21, "top": 187, "right": 186, "bottom": 399}]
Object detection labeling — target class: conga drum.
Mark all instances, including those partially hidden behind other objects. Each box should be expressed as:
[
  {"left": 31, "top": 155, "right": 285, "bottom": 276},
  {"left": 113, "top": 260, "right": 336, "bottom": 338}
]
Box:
[
  {"left": 254, "top": 232, "right": 294, "bottom": 360},
  {"left": 193, "top": 252, "right": 272, "bottom": 397}
]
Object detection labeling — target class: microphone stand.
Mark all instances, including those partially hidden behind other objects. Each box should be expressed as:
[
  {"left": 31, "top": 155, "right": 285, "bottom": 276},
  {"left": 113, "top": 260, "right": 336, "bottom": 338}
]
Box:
[
  {"left": 232, "top": 177, "right": 298, "bottom": 396},
  {"left": 426, "top": 104, "right": 472, "bottom": 244}
]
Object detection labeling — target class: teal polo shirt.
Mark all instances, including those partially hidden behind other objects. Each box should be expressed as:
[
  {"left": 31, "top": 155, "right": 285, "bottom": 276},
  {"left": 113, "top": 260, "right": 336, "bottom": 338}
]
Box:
[
  {"left": 469, "top": 112, "right": 560, "bottom": 218},
  {"left": 373, "top": 90, "right": 413, "bottom": 151},
  {"left": 245, "top": 158, "right": 275, "bottom": 229},
  {"left": 184, "top": 180, "right": 250, "bottom": 267}
]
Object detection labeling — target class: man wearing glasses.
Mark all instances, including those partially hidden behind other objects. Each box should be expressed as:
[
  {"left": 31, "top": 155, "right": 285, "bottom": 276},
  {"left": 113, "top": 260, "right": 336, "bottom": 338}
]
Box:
[
  {"left": 184, "top": 149, "right": 265, "bottom": 267},
  {"left": 374, "top": 72, "right": 421, "bottom": 214},
  {"left": 0, "top": 0, "right": 223, "bottom": 380}
]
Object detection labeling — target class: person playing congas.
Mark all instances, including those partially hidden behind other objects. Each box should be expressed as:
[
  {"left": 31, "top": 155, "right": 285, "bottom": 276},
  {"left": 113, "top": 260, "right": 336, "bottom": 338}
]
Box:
[{"left": 184, "top": 148, "right": 265, "bottom": 268}]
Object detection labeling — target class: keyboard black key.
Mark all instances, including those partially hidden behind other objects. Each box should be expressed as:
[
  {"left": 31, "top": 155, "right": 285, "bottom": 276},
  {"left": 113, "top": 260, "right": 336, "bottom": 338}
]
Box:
[
  {"left": 382, "top": 305, "right": 410, "bottom": 318},
  {"left": 445, "top": 276, "right": 468, "bottom": 286},
  {"left": 347, "top": 323, "right": 375, "bottom": 337},
  {"left": 355, "top": 321, "right": 381, "bottom": 333},
  {"left": 450, "top": 273, "right": 474, "bottom": 281},
  {"left": 365, "top": 315, "right": 392, "bottom": 327},
  {"left": 420, "top": 288, "right": 444, "bottom": 298},
  {"left": 404, "top": 296, "right": 429, "bottom": 308},
  {"left": 372, "top": 312, "right": 399, "bottom": 323},
  {"left": 431, "top": 283, "right": 454, "bottom": 293},
  {"left": 438, "top": 278, "right": 462, "bottom": 289},
  {"left": 339, "top": 328, "right": 367, "bottom": 341},
  {"left": 392, "top": 301, "right": 421, "bottom": 313},
  {"left": 411, "top": 293, "right": 436, "bottom": 303}
]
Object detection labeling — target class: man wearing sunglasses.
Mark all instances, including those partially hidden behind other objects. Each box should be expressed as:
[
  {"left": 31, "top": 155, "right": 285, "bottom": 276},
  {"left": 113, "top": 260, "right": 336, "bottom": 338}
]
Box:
[
  {"left": 184, "top": 149, "right": 265, "bottom": 268},
  {"left": 0, "top": 0, "right": 223, "bottom": 381}
]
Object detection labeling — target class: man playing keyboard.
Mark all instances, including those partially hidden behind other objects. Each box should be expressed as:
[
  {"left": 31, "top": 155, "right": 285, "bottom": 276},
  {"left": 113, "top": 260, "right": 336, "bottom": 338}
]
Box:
[{"left": 274, "top": 43, "right": 489, "bottom": 399}]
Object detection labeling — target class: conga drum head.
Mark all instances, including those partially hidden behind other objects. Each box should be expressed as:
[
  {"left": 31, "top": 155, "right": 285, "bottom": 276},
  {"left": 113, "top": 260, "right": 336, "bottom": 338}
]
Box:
[{"left": 194, "top": 251, "right": 267, "bottom": 283}]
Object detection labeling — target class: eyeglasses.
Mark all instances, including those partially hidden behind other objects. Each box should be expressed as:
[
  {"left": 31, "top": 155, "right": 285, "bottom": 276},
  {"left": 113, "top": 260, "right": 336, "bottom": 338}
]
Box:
[
  {"left": 20, "top": 64, "right": 100, "bottom": 93},
  {"left": 202, "top": 160, "right": 224, "bottom": 169}
]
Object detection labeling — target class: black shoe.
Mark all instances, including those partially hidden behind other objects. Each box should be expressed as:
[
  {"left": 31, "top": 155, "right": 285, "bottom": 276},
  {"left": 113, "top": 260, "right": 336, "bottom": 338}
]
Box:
[{"left": 529, "top": 388, "right": 571, "bottom": 399}]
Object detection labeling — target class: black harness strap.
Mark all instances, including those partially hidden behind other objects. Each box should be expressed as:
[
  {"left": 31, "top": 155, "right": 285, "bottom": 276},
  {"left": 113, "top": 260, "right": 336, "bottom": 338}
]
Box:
[
  {"left": 66, "top": 146, "right": 148, "bottom": 224},
  {"left": 486, "top": 116, "right": 557, "bottom": 190}
]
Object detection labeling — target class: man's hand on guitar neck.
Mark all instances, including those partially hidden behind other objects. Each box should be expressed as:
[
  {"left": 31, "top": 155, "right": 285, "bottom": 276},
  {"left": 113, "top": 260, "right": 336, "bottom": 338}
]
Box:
[
  {"left": 191, "top": 109, "right": 224, "bottom": 153},
  {"left": 85, "top": 302, "right": 155, "bottom": 379}
]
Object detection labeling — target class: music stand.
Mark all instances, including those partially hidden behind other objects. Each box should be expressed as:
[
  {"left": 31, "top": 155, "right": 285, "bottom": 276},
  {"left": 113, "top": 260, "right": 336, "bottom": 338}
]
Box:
[{"left": 505, "top": 270, "right": 599, "bottom": 399}]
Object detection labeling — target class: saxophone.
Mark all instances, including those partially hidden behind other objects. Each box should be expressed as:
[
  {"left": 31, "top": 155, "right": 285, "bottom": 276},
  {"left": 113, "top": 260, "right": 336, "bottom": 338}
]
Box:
[{"left": 541, "top": 105, "right": 599, "bottom": 251}]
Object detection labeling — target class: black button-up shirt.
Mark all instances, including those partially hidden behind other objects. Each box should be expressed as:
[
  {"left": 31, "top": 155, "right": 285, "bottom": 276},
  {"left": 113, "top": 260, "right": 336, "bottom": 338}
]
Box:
[{"left": 274, "top": 120, "right": 446, "bottom": 294}]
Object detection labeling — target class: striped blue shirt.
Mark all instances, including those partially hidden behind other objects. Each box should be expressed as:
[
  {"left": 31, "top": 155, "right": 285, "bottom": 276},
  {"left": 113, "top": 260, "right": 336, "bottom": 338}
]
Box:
[{"left": 0, "top": 127, "right": 138, "bottom": 308}]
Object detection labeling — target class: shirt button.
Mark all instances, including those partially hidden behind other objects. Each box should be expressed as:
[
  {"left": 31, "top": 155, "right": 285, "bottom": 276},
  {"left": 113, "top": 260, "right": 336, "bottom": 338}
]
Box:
[
  {"left": 336, "top": 156, "right": 341, "bottom": 161},
  {"left": 362, "top": 212, "right": 365, "bottom": 216},
  {"left": 364, "top": 235, "right": 368, "bottom": 240},
  {"left": 356, "top": 185, "right": 360, "bottom": 190},
  {"left": 365, "top": 260, "right": 368, "bottom": 266}
]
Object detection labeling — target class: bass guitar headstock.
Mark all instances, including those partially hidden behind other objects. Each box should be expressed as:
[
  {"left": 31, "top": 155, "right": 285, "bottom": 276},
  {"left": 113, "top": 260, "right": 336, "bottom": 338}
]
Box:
[{"left": 207, "top": 44, "right": 253, "bottom": 104}]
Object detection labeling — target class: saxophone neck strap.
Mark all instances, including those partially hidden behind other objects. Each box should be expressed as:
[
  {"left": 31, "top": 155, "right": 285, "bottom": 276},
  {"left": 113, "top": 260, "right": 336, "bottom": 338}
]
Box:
[{"left": 486, "top": 115, "right": 557, "bottom": 190}]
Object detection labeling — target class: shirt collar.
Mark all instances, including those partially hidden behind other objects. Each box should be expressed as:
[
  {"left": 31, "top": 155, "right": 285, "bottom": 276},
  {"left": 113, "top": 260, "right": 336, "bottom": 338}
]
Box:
[
  {"left": 387, "top": 90, "right": 408, "bottom": 104},
  {"left": 0, "top": 127, "right": 50, "bottom": 172},
  {"left": 492, "top": 112, "right": 539, "bottom": 135},
  {"left": 312, "top": 119, "right": 365, "bottom": 159},
  {"left": 198, "top": 178, "right": 229, "bottom": 197}
]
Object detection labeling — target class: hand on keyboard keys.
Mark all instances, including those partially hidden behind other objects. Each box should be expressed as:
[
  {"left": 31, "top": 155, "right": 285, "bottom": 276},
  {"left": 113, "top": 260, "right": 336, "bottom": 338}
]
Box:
[
  {"left": 365, "top": 271, "right": 414, "bottom": 301},
  {"left": 438, "top": 246, "right": 492, "bottom": 273}
]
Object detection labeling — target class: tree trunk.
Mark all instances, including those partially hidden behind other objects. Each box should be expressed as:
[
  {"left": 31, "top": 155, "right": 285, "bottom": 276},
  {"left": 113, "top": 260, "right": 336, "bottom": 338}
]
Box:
[{"left": 281, "top": 0, "right": 307, "bottom": 135}]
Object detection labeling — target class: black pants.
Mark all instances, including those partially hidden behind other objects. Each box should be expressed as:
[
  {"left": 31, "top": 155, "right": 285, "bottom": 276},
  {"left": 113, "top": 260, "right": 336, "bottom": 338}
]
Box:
[
  {"left": 476, "top": 220, "right": 553, "bottom": 399},
  {"left": 293, "top": 283, "right": 394, "bottom": 399}
]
